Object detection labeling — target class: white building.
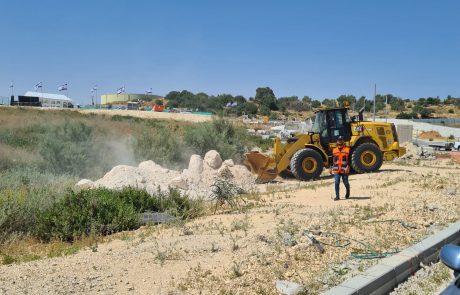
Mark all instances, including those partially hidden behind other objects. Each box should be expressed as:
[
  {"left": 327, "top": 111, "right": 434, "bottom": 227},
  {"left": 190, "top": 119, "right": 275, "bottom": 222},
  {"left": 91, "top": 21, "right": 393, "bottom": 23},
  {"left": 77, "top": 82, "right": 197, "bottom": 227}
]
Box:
[{"left": 24, "top": 91, "right": 73, "bottom": 108}]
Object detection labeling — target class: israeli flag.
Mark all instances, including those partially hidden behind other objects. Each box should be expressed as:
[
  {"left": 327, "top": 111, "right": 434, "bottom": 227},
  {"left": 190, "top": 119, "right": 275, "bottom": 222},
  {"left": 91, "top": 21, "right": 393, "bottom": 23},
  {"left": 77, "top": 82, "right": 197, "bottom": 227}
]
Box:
[
  {"left": 34, "top": 82, "right": 42, "bottom": 90},
  {"left": 146, "top": 88, "right": 153, "bottom": 94},
  {"left": 231, "top": 102, "right": 238, "bottom": 107},
  {"left": 117, "top": 86, "right": 125, "bottom": 94},
  {"left": 58, "top": 83, "right": 68, "bottom": 91},
  {"left": 9, "top": 81, "right": 13, "bottom": 88}
]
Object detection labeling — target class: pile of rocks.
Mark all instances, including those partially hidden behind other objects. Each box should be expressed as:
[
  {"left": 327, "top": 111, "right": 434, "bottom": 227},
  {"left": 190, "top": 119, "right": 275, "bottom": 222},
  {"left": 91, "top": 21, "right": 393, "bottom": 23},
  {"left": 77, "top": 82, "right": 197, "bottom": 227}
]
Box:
[
  {"left": 75, "top": 150, "right": 256, "bottom": 199},
  {"left": 400, "top": 142, "right": 436, "bottom": 161}
]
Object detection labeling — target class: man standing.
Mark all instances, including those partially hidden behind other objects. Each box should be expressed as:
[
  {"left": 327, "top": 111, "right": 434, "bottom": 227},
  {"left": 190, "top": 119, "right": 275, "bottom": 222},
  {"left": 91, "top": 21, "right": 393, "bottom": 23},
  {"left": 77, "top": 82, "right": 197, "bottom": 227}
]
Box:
[{"left": 330, "top": 136, "right": 350, "bottom": 201}]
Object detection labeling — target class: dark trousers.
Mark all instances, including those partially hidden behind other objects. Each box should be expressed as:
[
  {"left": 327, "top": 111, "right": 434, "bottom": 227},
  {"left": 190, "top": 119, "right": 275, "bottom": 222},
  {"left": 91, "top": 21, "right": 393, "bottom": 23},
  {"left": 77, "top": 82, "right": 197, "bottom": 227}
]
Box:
[{"left": 334, "top": 173, "right": 350, "bottom": 199}]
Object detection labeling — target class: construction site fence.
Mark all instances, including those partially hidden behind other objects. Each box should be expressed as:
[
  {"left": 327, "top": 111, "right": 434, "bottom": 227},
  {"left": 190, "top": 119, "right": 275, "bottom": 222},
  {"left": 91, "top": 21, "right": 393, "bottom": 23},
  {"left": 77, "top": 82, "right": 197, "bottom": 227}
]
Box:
[{"left": 412, "top": 118, "right": 460, "bottom": 124}]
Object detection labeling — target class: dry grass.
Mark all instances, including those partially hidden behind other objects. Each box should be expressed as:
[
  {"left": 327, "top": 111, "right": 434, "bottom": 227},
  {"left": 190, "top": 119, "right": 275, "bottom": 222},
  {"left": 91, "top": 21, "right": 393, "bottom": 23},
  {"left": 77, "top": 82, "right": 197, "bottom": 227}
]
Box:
[{"left": 0, "top": 235, "right": 100, "bottom": 264}]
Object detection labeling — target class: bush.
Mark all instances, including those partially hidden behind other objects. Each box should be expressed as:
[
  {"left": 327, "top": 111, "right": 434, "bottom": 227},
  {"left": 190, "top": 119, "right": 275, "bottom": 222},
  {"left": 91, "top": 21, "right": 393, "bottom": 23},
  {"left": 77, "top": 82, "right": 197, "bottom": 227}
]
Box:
[
  {"left": 258, "top": 105, "right": 271, "bottom": 116},
  {"left": 396, "top": 112, "right": 418, "bottom": 119},
  {"left": 311, "top": 100, "right": 322, "bottom": 108},
  {"left": 269, "top": 112, "right": 279, "bottom": 120},
  {"left": 184, "top": 119, "right": 246, "bottom": 161},
  {"left": 134, "top": 128, "right": 186, "bottom": 168},
  {"left": 34, "top": 187, "right": 204, "bottom": 242},
  {"left": 448, "top": 109, "right": 454, "bottom": 114},
  {"left": 0, "top": 169, "right": 76, "bottom": 242},
  {"left": 39, "top": 121, "right": 95, "bottom": 176},
  {"left": 419, "top": 108, "right": 433, "bottom": 119},
  {"left": 211, "top": 171, "right": 245, "bottom": 211},
  {"left": 236, "top": 102, "right": 258, "bottom": 116}
]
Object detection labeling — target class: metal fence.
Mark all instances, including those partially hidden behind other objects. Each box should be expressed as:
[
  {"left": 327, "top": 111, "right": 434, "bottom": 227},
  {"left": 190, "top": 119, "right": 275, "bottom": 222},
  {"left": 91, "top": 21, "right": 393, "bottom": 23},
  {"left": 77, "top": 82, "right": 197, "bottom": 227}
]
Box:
[
  {"left": 412, "top": 118, "right": 460, "bottom": 124},
  {"left": 0, "top": 96, "right": 10, "bottom": 105}
]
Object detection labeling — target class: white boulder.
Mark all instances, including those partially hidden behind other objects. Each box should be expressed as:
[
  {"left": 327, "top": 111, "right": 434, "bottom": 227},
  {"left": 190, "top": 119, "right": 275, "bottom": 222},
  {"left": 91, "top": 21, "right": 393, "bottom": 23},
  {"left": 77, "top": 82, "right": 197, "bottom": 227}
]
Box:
[
  {"left": 204, "top": 150, "right": 223, "bottom": 169},
  {"left": 188, "top": 155, "right": 204, "bottom": 174}
]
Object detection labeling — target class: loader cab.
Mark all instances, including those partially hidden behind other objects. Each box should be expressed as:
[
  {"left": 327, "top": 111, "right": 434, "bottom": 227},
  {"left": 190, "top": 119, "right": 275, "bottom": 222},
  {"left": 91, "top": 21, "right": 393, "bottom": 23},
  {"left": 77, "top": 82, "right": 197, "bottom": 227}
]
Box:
[{"left": 312, "top": 108, "right": 351, "bottom": 148}]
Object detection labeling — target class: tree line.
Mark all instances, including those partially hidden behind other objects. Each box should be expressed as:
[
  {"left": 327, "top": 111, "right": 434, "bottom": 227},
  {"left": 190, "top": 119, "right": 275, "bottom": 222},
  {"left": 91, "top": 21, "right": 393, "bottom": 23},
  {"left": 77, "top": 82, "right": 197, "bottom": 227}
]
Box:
[{"left": 164, "top": 87, "right": 460, "bottom": 119}]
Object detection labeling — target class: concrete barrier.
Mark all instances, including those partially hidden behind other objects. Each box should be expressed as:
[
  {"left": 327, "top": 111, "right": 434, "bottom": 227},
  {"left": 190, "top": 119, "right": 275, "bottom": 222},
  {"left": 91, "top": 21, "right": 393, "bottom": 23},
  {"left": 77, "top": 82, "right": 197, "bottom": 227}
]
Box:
[
  {"left": 396, "top": 124, "right": 413, "bottom": 144},
  {"left": 323, "top": 220, "right": 460, "bottom": 295}
]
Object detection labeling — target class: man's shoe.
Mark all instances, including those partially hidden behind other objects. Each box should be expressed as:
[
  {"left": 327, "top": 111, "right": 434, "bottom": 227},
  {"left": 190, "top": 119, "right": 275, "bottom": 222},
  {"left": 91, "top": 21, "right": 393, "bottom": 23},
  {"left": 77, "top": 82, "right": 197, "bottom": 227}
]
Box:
[
  {"left": 334, "top": 197, "right": 340, "bottom": 201},
  {"left": 345, "top": 194, "right": 350, "bottom": 199}
]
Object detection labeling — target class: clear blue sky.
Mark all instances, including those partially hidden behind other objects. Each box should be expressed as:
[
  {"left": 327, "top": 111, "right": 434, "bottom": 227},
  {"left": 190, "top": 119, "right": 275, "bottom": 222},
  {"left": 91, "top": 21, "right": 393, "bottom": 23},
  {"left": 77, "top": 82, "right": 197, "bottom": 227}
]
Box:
[{"left": 1, "top": 0, "right": 459, "bottom": 104}]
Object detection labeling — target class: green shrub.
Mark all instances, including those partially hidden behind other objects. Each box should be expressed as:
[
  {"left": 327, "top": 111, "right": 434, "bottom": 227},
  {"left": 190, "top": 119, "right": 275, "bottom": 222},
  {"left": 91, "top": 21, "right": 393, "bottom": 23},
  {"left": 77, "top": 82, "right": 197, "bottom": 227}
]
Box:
[
  {"left": 39, "top": 121, "right": 95, "bottom": 176},
  {"left": 419, "top": 108, "right": 433, "bottom": 119},
  {"left": 134, "top": 128, "right": 186, "bottom": 168},
  {"left": 211, "top": 171, "right": 245, "bottom": 211},
  {"left": 183, "top": 119, "right": 271, "bottom": 163},
  {"left": 0, "top": 125, "right": 44, "bottom": 149},
  {"left": 34, "top": 187, "right": 204, "bottom": 242},
  {"left": 448, "top": 109, "right": 454, "bottom": 114},
  {"left": 184, "top": 119, "right": 247, "bottom": 161},
  {"left": 0, "top": 169, "right": 76, "bottom": 242},
  {"left": 396, "top": 112, "right": 419, "bottom": 119},
  {"left": 258, "top": 105, "right": 271, "bottom": 116}
]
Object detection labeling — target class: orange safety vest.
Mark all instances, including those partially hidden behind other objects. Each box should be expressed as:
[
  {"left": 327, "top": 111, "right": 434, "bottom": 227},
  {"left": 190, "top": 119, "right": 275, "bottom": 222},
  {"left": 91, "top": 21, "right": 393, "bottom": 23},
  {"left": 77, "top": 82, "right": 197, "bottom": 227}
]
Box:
[{"left": 332, "top": 146, "right": 350, "bottom": 174}]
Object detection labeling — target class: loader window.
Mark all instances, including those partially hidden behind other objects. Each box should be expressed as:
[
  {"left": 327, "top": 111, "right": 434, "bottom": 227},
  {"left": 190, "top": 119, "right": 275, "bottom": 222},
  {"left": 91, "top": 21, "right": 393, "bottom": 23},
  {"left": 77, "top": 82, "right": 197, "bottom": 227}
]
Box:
[
  {"left": 312, "top": 112, "right": 327, "bottom": 134},
  {"left": 313, "top": 110, "right": 351, "bottom": 147}
]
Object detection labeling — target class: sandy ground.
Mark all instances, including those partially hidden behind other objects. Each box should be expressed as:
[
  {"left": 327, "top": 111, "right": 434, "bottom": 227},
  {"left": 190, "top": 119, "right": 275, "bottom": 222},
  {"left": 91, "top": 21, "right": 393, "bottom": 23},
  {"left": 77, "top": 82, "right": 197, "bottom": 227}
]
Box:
[
  {"left": 79, "top": 109, "right": 213, "bottom": 123},
  {"left": 1, "top": 159, "right": 459, "bottom": 294}
]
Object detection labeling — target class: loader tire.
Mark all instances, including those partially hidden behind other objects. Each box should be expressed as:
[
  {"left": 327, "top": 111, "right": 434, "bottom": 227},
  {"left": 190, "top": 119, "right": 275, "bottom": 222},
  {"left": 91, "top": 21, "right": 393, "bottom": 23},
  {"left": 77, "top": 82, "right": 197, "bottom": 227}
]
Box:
[
  {"left": 290, "top": 148, "right": 324, "bottom": 181},
  {"left": 279, "top": 166, "right": 294, "bottom": 179},
  {"left": 351, "top": 143, "right": 383, "bottom": 173}
]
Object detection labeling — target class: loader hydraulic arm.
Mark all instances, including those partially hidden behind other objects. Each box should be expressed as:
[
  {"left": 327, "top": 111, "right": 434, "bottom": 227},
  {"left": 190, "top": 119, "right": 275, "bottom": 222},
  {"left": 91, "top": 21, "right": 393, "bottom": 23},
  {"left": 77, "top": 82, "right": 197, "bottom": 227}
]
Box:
[{"left": 274, "top": 135, "right": 311, "bottom": 173}]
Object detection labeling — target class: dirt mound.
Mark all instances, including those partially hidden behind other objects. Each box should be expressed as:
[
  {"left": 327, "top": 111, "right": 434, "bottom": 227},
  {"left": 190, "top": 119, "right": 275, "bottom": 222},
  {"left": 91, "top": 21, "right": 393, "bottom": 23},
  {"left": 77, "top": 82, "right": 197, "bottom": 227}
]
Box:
[
  {"left": 400, "top": 141, "right": 436, "bottom": 160},
  {"left": 418, "top": 131, "right": 442, "bottom": 140},
  {"left": 75, "top": 150, "right": 256, "bottom": 199}
]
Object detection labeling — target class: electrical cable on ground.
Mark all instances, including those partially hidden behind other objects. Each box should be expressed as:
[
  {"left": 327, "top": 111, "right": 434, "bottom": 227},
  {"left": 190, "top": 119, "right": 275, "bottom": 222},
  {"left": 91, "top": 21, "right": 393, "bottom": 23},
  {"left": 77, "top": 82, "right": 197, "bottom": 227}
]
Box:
[{"left": 303, "top": 219, "right": 418, "bottom": 259}]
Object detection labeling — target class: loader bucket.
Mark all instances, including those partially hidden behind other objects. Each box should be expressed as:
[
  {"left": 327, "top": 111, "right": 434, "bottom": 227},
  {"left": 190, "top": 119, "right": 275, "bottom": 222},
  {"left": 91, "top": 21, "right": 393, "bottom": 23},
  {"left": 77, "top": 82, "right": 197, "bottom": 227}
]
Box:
[{"left": 243, "top": 151, "right": 278, "bottom": 183}]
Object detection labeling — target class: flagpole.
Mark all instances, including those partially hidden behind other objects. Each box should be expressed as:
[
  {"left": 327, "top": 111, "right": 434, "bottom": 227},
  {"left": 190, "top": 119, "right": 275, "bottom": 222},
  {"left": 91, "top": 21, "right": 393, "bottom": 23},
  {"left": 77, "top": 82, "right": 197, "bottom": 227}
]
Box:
[
  {"left": 66, "top": 84, "right": 69, "bottom": 108},
  {"left": 373, "top": 83, "right": 376, "bottom": 122}
]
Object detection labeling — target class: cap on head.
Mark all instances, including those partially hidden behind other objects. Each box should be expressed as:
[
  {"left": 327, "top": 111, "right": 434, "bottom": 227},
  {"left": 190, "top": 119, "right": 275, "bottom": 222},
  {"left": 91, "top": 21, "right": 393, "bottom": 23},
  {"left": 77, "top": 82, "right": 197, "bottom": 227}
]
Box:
[{"left": 337, "top": 136, "right": 344, "bottom": 143}]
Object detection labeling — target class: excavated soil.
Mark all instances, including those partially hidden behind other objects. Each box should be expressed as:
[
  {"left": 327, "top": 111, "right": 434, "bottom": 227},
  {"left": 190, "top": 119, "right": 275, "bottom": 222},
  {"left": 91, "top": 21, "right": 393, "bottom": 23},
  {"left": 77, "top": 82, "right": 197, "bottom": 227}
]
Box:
[{"left": 418, "top": 131, "right": 443, "bottom": 140}]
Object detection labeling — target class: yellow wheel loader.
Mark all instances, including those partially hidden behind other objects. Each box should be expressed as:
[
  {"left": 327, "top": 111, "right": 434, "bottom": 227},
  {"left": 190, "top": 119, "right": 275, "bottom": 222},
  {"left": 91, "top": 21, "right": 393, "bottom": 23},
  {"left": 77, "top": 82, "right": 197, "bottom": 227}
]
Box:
[{"left": 244, "top": 107, "right": 406, "bottom": 183}]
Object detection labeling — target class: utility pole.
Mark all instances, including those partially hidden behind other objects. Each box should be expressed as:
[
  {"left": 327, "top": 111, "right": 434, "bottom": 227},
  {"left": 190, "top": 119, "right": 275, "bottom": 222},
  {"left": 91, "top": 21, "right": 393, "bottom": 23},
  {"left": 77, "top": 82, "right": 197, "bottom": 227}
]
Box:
[
  {"left": 373, "top": 84, "right": 376, "bottom": 122},
  {"left": 385, "top": 95, "right": 388, "bottom": 123},
  {"left": 94, "top": 85, "right": 98, "bottom": 108}
]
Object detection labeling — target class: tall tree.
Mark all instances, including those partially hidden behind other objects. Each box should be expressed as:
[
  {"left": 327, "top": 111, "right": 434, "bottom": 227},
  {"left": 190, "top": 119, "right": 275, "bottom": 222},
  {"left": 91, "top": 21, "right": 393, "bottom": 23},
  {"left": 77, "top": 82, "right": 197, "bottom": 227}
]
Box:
[
  {"left": 255, "top": 87, "right": 278, "bottom": 110},
  {"left": 322, "top": 98, "right": 336, "bottom": 108},
  {"left": 336, "top": 95, "right": 356, "bottom": 108}
]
